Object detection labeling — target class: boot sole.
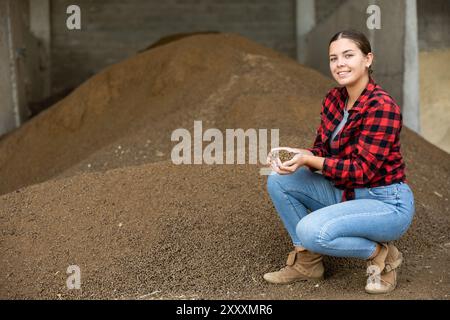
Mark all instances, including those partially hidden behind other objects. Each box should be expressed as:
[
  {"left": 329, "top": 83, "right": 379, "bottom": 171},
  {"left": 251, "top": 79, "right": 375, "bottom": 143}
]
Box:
[
  {"left": 365, "top": 284, "right": 396, "bottom": 294},
  {"left": 264, "top": 275, "right": 324, "bottom": 285}
]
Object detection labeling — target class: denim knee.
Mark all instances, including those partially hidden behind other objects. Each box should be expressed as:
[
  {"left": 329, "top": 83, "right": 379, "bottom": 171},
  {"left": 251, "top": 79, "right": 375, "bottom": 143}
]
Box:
[
  {"left": 267, "top": 173, "right": 283, "bottom": 195},
  {"left": 295, "top": 216, "right": 324, "bottom": 252},
  {"left": 267, "top": 168, "right": 312, "bottom": 193}
]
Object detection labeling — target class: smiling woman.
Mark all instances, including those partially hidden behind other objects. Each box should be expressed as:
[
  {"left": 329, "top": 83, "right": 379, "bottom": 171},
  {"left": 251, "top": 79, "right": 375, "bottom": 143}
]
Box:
[{"left": 265, "top": 30, "right": 415, "bottom": 295}]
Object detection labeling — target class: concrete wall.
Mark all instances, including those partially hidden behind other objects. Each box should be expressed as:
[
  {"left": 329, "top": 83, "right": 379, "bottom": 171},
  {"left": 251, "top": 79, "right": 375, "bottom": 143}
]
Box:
[
  {"left": 315, "top": 0, "right": 347, "bottom": 24},
  {"left": 29, "top": 0, "right": 51, "bottom": 102},
  {"left": 50, "top": 0, "right": 296, "bottom": 95},
  {"left": 417, "top": 0, "right": 450, "bottom": 50}
]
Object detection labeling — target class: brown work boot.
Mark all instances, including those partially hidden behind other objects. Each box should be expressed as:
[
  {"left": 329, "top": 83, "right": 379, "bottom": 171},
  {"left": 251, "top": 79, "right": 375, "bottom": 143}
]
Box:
[
  {"left": 365, "top": 242, "right": 403, "bottom": 294},
  {"left": 263, "top": 247, "right": 324, "bottom": 284}
]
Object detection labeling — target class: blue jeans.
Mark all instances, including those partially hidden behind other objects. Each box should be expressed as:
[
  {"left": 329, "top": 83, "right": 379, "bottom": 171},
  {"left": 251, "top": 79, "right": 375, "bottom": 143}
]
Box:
[{"left": 267, "top": 167, "right": 415, "bottom": 260}]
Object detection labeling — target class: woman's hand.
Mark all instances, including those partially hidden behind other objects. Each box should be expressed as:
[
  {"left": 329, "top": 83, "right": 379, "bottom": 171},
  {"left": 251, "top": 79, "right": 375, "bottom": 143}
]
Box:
[
  {"left": 266, "top": 147, "right": 311, "bottom": 175},
  {"left": 269, "top": 156, "right": 292, "bottom": 175},
  {"left": 278, "top": 154, "right": 309, "bottom": 174}
]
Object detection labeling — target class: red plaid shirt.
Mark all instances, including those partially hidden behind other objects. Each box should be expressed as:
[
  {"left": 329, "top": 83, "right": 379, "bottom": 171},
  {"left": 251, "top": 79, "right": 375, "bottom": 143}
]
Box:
[{"left": 306, "top": 77, "right": 406, "bottom": 202}]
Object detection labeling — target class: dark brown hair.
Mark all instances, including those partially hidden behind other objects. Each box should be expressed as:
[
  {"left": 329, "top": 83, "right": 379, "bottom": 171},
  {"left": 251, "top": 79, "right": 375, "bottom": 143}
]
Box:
[{"left": 329, "top": 30, "right": 373, "bottom": 75}]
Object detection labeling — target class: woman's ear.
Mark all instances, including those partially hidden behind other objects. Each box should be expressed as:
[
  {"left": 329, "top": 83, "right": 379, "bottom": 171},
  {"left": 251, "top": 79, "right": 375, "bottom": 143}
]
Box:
[{"left": 366, "top": 52, "right": 374, "bottom": 68}]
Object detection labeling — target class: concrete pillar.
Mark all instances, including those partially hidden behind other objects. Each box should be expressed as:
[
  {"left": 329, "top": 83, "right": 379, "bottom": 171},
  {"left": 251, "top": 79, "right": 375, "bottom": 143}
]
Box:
[
  {"left": 0, "top": 1, "right": 15, "bottom": 135},
  {"left": 402, "top": 0, "right": 420, "bottom": 133},
  {"left": 0, "top": 0, "right": 29, "bottom": 136},
  {"left": 296, "top": 0, "right": 316, "bottom": 64}
]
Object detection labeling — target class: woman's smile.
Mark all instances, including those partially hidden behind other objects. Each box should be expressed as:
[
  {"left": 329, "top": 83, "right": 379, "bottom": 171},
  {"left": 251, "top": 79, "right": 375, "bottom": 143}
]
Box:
[{"left": 337, "top": 70, "right": 351, "bottom": 78}]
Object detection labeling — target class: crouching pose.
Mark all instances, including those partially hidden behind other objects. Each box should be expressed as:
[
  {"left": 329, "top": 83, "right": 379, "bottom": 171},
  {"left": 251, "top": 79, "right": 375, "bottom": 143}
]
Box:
[{"left": 265, "top": 30, "right": 415, "bottom": 294}]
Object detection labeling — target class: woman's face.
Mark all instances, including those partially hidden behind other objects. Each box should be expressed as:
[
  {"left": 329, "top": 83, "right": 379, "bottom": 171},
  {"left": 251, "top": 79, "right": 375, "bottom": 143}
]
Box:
[{"left": 329, "top": 38, "right": 373, "bottom": 87}]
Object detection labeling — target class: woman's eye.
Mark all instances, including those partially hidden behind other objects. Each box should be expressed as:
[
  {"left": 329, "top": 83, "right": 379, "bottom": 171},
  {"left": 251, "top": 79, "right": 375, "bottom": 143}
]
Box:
[
  {"left": 345, "top": 55, "right": 353, "bottom": 59},
  {"left": 330, "top": 58, "right": 336, "bottom": 62}
]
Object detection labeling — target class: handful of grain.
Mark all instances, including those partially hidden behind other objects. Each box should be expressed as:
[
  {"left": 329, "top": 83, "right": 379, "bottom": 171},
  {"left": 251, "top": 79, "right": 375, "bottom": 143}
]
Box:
[
  {"left": 268, "top": 149, "right": 299, "bottom": 165},
  {"left": 278, "top": 150, "right": 297, "bottom": 162}
]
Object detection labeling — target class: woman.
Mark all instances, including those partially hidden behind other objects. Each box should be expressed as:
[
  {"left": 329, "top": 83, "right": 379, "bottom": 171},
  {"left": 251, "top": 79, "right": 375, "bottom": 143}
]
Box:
[{"left": 265, "top": 30, "right": 415, "bottom": 294}]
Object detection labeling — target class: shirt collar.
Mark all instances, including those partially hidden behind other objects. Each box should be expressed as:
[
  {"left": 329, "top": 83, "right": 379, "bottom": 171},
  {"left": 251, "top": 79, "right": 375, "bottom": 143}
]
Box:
[{"left": 340, "top": 76, "right": 377, "bottom": 112}]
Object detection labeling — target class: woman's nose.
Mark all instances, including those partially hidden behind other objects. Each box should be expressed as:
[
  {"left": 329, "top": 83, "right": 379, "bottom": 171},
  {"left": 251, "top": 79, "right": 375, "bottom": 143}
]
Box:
[{"left": 337, "top": 59, "right": 346, "bottom": 67}]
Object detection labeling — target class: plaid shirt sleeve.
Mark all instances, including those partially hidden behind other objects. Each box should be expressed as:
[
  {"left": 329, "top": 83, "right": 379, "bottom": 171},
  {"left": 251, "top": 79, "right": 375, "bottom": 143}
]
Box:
[
  {"left": 305, "top": 98, "right": 330, "bottom": 172},
  {"left": 305, "top": 99, "right": 329, "bottom": 158},
  {"left": 321, "top": 100, "right": 402, "bottom": 185}
]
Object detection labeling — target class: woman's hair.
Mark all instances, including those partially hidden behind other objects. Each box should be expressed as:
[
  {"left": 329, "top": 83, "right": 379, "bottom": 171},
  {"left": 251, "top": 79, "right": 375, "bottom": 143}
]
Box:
[{"left": 329, "top": 30, "right": 373, "bottom": 75}]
